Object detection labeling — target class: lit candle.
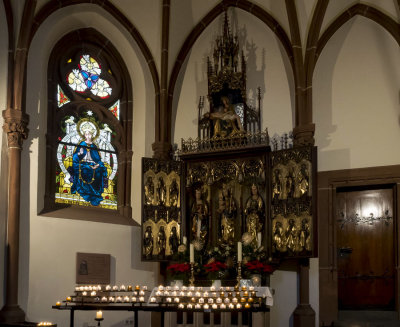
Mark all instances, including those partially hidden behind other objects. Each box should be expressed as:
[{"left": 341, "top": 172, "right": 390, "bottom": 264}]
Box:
[
  {"left": 124, "top": 296, "right": 130, "bottom": 302},
  {"left": 127, "top": 285, "right": 133, "bottom": 291},
  {"left": 105, "top": 285, "right": 111, "bottom": 291},
  {"left": 166, "top": 297, "right": 172, "bottom": 303},
  {"left": 245, "top": 303, "right": 251, "bottom": 308},
  {"left": 139, "top": 296, "right": 145, "bottom": 302},
  {"left": 158, "top": 285, "right": 164, "bottom": 290},
  {"left": 190, "top": 243, "right": 194, "bottom": 263},
  {"left": 91, "top": 291, "right": 96, "bottom": 296},
  {"left": 210, "top": 286, "right": 216, "bottom": 291},
  {"left": 131, "top": 297, "right": 137, "bottom": 302},
  {"left": 195, "top": 304, "right": 201, "bottom": 309},
  {"left": 220, "top": 303, "right": 226, "bottom": 309},
  {"left": 66, "top": 297, "right": 71, "bottom": 302},
  {"left": 216, "top": 297, "right": 222, "bottom": 304},
  {"left": 55, "top": 301, "right": 61, "bottom": 306},
  {"left": 82, "top": 291, "right": 87, "bottom": 296},
  {"left": 142, "top": 286, "right": 148, "bottom": 291},
  {"left": 135, "top": 285, "right": 140, "bottom": 290},
  {"left": 116, "top": 296, "right": 122, "bottom": 302},
  {"left": 236, "top": 303, "right": 242, "bottom": 309},
  {"left": 208, "top": 298, "right": 213, "bottom": 304},
  {"left": 182, "top": 286, "right": 187, "bottom": 291},
  {"left": 120, "top": 285, "right": 126, "bottom": 291},
  {"left": 113, "top": 285, "right": 118, "bottom": 291},
  {"left": 150, "top": 297, "right": 156, "bottom": 303},
  {"left": 237, "top": 242, "right": 242, "bottom": 261},
  {"left": 101, "top": 297, "right": 107, "bottom": 302},
  {"left": 212, "top": 303, "right": 218, "bottom": 309},
  {"left": 96, "top": 311, "right": 103, "bottom": 319},
  {"left": 229, "top": 303, "right": 234, "bottom": 309},
  {"left": 174, "top": 297, "right": 180, "bottom": 303},
  {"left": 199, "top": 298, "right": 204, "bottom": 304},
  {"left": 178, "top": 303, "right": 184, "bottom": 309},
  {"left": 187, "top": 303, "right": 193, "bottom": 309},
  {"left": 203, "top": 304, "right": 209, "bottom": 310}
]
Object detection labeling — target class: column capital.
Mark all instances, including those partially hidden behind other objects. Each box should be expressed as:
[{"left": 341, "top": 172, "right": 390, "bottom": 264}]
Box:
[
  {"left": 2, "top": 109, "right": 29, "bottom": 148},
  {"left": 293, "top": 123, "right": 315, "bottom": 147}
]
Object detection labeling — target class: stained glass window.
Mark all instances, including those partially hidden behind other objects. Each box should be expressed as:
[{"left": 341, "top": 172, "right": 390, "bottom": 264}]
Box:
[
  {"left": 108, "top": 100, "right": 120, "bottom": 120},
  {"left": 67, "top": 55, "right": 112, "bottom": 98},
  {"left": 57, "top": 84, "right": 70, "bottom": 107},
  {"left": 55, "top": 112, "right": 118, "bottom": 209}
]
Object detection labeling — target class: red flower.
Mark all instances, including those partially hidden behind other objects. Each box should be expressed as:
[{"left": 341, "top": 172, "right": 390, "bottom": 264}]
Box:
[
  {"left": 167, "top": 263, "right": 190, "bottom": 274},
  {"left": 204, "top": 261, "right": 227, "bottom": 273},
  {"left": 58, "top": 137, "right": 61, "bottom": 141},
  {"left": 245, "top": 260, "right": 275, "bottom": 273},
  {"left": 62, "top": 154, "right": 66, "bottom": 158}
]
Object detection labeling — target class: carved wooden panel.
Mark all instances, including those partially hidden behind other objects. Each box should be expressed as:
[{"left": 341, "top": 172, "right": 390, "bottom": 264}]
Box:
[
  {"left": 142, "top": 158, "right": 183, "bottom": 261},
  {"left": 270, "top": 146, "right": 317, "bottom": 258}
]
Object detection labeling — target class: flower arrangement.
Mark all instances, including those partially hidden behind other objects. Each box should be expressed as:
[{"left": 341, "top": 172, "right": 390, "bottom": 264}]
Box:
[
  {"left": 244, "top": 260, "right": 275, "bottom": 274},
  {"left": 204, "top": 260, "right": 227, "bottom": 280},
  {"left": 166, "top": 262, "right": 191, "bottom": 282}
]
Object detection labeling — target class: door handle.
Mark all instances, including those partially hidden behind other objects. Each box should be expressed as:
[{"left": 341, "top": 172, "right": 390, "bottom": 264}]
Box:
[{"left": 339, "top": 247, "right": 353, "bottom": 255}]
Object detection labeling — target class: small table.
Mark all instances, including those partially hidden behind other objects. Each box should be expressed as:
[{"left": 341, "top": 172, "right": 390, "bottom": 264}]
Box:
[{"left": 52, "top": 304, "right": 270, "bottom": 327}]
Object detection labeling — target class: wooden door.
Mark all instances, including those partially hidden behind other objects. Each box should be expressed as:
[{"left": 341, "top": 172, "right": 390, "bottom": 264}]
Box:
[{"left": 336, "top": 186, "right": 395, "bottom": 310}]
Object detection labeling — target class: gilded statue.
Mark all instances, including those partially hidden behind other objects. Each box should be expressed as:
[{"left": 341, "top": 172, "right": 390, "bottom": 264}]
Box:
[
  {"left": 169, "top": 226, "right": 179, "bottom": 255},
  {"left": 285, "top": 219, "right": 298, "bottom": 253},
  {"left": 244, "top": 183, "right": 265, "bottom": 248},
  {"left": 297, "top": 163, "right": 309, "bottom": 197},
  {"left": 204, "top": 96, "right": 244, "bottom": 138},
  {"left": 299, "top": 219, "right": 312, "bottom": 251},
  {"left": 157, "top": 176, "right": 167, "bottom": 205},
  {"left": 219, "top": 183, "right": 237, "bottom": 246},
  {"left": 191, "top": 187, "right": 209, "bottom": 246},
  {"left": 157, "top": 226, "right": 166, "bottom": 257},
  {"left": 286, "top": 169, "right": 295, "bottom": 199},
  {"left": 143, "top": 226, "right": 153, "bottom": 258},
  {"left": 272, "top": 169, "right": 282, "bottom": 201},
  {"left": 144, "top": 176, "right": 154, "bottom": 205},
  {"left": 273, "top": 221, "right": 284, "bottom": 252},
  {"left": 169, "top": 178, "right": 179, "bottom": 207}
]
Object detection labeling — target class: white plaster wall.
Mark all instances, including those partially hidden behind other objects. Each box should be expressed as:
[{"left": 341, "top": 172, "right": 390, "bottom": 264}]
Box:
[
  {"left": 314, "top": 16, "right": 400, "bottom": 172},
  {"left": 110, "top": 0, "right": 162, "bottom": 74},
  {"left": 0, "top": 0, "right": 8, "bottom": 310},
  {"left": 173, "top": 8, "right": 294, "bottom": 144},
  {"left": 22, "top": 4, "right": 157, "bottom": 326},
  {"left": 169, "top": 0, "right": 220, "bottom": 78}
]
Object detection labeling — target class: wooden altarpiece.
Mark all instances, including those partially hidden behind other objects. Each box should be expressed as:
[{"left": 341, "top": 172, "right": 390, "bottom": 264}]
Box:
[{"left": 140, "top": 12, "right": 317, "bottom": 276}]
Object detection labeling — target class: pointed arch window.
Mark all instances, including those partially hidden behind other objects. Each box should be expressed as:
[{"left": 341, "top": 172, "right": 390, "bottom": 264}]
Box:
[{"left": 42, "top": 29, "right": 133, "bottom": 224}]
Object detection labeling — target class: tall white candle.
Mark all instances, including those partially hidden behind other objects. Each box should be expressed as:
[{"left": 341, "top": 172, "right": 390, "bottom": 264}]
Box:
[
  {"left": 257, "top": 232, "right": 262, "bottom": 248},
  {"left": 237, "top": 241, "right": 242, "bottom": 261},
  {"left": 96, "top": 311, "right": 103, "bottom": 319},
  {"left": 183, "top": 236, "right": 187, "bottom": 245},
  {"left": 190, "top": 243, "right": 194, "bottom": 263}
]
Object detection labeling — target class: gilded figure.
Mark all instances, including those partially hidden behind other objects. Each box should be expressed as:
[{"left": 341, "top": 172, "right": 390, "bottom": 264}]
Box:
[
  {"left": 190, "top": 187, "right": 209, "bottom": 246},
  {"left": 297, "top": 163, "right": 309, "bottom": 197},
  {"left": 219, "top": 183, "right": 237, "bottom": 246},
  {"left": 157, "top": 226, "right": 166, "bottom": 257},
  {"left": 169, "top": 178, "right": 179, "bottom": 207},
  {"left": 299, "top": 219, "right": 312, "bottom": 251},
  {"left": 143, "top": 226, "right": 154, "bottom": 258},
  {"left": 144, "top": 176, "right": 155, "bottom": 205},
  {"left": 169, "top": 226, "right": 180, "bottom": 255},
  {"left": 285, "top": 219, "right": 298, "bottom": 253},
  {"left": 272, "top": 169, "right": 282, "bottom": 201},
  {"left": 273, "top": 221, "right": 284, "bottom": 252},
  {"left": 244, "top": 183, "right": 265, "bottom": 248},
  {"left": 204, "top": 96, "right": 244, "bottom": 138},
  {"left": 157, "top": 176, "right": 167, "bottom": 205}
]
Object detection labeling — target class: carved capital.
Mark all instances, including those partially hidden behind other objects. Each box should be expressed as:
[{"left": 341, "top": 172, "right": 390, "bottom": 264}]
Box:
[
  {"left": 293, "top": 123, "right": 315, "bottom": 147},
  {"left": 2, "top": 109, "right": 29, "bottom": 148},
  {"left": 152, "top": 141, "right": 172, "bottom": 160}
]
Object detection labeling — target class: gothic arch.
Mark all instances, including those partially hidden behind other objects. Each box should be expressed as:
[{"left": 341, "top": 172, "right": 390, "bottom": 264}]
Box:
[
  {"left": 316, "top": 4, "right": 400, "bottom": 66},
  {"left": 167, "top": 0, "right": 294, "bottom": 142},
  {"left": 30, "top": 0, "right": 161, "bottom": 120}
]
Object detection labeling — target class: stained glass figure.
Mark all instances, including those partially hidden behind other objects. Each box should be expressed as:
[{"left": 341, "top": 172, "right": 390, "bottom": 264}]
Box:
[
  {"left": 55, "top": 114, "right": 118, "bottom": 209},
  {"left": 57, "top": 85, "right": 70, "bottom": 107},
  {"left": 108, "top": 100, "right": 120, "bottom": 120},
  {"left": 67, "top": 55, "right": 112, "bottom": 98}
]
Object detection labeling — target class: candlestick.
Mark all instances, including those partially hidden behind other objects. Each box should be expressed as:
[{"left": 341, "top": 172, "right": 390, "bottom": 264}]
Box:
[
  {"left": 237, "top": 241, "right": 242, "bottom": 261},
  {"left": 236, "top": 261, "right": 242, "bottom": 287},
  {"left": 190, "top": 243, "right": 194, "bottom": 263},
  {"left": 189, "top": 262, "right": 195, "bottom": 286}
]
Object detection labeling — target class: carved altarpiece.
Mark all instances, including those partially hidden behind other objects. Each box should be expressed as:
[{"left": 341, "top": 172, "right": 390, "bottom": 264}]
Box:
[{"left": 141, "top": 12, "right": 317, "bottom": 267}]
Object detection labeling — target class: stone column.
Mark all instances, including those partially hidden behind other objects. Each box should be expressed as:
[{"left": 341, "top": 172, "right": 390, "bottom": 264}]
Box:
[
  {"left": 293, "top": 259, "right": 316, "bottom": 327},
  {"left": 0, "top": 109, "right": 29, "bottom": 323}
]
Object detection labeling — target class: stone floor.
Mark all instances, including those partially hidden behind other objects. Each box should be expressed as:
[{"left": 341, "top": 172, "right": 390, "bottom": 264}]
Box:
[{"left": 333, "top": 311, "right": 400, "bottom": 327}]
